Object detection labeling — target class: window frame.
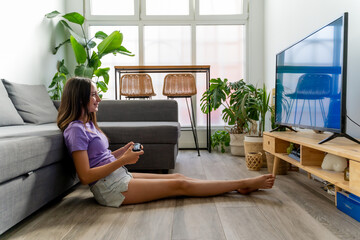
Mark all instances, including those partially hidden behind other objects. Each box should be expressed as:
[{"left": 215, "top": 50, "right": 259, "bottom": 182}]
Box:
[
  {"left": 85, "top": 0, "right": 248, "bottom": 21},
  {"left": 84, "top": 0, "right": 140, "bottom": 20}
]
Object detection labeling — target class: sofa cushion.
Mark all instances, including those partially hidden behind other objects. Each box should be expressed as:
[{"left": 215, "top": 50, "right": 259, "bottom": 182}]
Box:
[
  {"left": 0, "top": 123, "right": 69, "bottom": 183},
  {"left": 0, "top": 80, "right": 24, "bottom": 126},
  {"left": 2, "top": 79, "right": 58, "bottom": 124},
  {"left": 99, "top": 122, "right": 180, "bottom": 144},
  {"left": 97, "top": 100, "right": 178, "bottom": 122}
]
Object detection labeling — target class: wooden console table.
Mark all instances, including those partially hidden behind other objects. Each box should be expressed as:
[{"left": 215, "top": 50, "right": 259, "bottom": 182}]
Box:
[
  {"left": 263, "top": 131, "right": 360, "bottom": 205},
  {"left": 114, "top": 65, "right": 211, "bottom": 152}
]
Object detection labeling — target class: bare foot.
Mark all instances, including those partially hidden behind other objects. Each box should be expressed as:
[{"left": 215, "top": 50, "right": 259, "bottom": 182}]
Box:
[
  {"left": 237, "top": 174, "right": 275, "bottom": 193},
  {"left": 237, "top": 187, "right": 258, "bottom": 195}
]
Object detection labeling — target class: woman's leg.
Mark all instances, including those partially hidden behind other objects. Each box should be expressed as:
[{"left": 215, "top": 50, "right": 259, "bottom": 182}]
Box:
[
  {"left": 122, "top": 174, "right": 275, "bottom": 205},
  {"left": 131, "top": 172, "right": 199, "bottom": 181}
]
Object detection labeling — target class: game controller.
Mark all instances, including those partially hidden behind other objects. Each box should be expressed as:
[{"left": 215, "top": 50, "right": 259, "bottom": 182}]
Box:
[{"left": 133, "top": 143, "right": 141, "bottom": 152}]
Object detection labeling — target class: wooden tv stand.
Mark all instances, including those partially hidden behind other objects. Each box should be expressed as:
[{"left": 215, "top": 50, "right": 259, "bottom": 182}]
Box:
[{"left": 263, "top": 131, "right": 360, "bottom": 205}]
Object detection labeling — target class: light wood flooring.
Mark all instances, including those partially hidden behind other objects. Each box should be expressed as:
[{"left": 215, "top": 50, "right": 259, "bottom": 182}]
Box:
[{"left": 2, "top": 150, "right": 360, "bottom": 240}]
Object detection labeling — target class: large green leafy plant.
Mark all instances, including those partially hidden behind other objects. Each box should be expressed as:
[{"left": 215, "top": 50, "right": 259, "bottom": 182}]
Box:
[
  {"left": 241, "top": 83, "right": 271, "bottom": 136},
  {"left": 46, "top": 10, "right": 134, "bottom": 99},
  {"left": 200, "top": 78, "right": 256, "bottom": 134}
]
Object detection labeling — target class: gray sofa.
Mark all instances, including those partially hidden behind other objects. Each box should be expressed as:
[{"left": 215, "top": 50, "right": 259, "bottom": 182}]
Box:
[
  {"left": 0, "top": 79, "right": 180, "bottom": 235},
  {"left": 95, "top": 100, "right": 180, "bottom": 172}
]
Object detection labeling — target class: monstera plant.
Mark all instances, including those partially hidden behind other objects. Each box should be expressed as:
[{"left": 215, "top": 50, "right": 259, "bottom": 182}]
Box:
[
  {"left": 45, "top": 10, "right": 134, "bottom": 99},
  {"left": 200, "top": 78, "right": 256, "bottom": 156}
]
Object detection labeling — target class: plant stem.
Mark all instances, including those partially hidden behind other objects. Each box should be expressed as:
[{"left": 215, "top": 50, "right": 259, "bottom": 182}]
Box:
[{"left": 81, "top": 25, "right": 91, "bottom": 64}]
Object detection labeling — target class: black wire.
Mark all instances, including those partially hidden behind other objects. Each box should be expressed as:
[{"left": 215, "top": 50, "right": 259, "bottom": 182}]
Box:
[{"left": 347, "top": 115, "right": 360, "bottom": 128}]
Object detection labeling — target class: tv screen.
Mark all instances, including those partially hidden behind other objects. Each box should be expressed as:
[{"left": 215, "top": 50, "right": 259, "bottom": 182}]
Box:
[{"left": 275, "top": 13, "right": 348, "bottom": 133}]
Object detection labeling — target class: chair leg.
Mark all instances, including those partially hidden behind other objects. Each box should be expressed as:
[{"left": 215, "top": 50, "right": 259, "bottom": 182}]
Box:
[{"left": 186, "top": 97, "right": 200, "bottom": 156}]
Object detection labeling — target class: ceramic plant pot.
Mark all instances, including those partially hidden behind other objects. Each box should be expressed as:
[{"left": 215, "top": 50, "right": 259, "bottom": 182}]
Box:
[{"left": 229, "top": 133, "right": 245, "bottom": 156}]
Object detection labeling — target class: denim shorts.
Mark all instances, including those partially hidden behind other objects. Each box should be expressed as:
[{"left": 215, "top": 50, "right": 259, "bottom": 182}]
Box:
[{"left": 90, "top": 167, "right": 133, "bottom": 208}]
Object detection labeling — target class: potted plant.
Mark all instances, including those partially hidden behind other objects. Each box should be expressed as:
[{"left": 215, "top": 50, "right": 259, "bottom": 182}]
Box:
[
  {"left": 200, "top": 78, "right": 253, "bottom": 156},
  {"left": 45, "top": 11, "right": 134, "bottom": 99},
  {"left": 211, "top": 130, "right": 230, "bottom": 153},
  {"left": 241, "top": 83, "right": 271, "bottom": 166}
]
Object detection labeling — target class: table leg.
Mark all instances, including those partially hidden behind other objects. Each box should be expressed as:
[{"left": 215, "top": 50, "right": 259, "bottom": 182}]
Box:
[
  {"left": 273, "top": 156, "right": 280, "bottom": 176},
  {"left": 335, "top": 186, "right": 341, "bottom": 206}
]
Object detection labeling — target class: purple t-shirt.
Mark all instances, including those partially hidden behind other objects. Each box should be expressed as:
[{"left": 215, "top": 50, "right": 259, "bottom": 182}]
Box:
[{"left": 63, "top": 120, "right": 115, "bottom": 168}]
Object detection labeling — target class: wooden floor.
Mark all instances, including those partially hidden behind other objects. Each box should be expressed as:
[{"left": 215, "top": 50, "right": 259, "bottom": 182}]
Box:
[{"left": 2, "top": 150, "right": 360, "bottom": 240}]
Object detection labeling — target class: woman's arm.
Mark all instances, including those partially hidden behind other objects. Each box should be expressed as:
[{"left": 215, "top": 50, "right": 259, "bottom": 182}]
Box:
[{"left": 72, "top": 147, "right": 143, "bottom": 185}]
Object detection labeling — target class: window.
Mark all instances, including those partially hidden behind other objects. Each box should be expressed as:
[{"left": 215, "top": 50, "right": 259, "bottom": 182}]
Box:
[
  {"left": 196, "top": 25, "right": 245, "bottom": 127},
  {"left": 89, "top": 0, "right": 135, "bottom": 15},
  {"left": 198, "top": 0, "right": 243, "bottom": 15},
  {"left": 85, "top": 0, "right": 248, "bottom": 128},
  {"left": 145, "top": 0, "right": 189, "bottom": 15}
]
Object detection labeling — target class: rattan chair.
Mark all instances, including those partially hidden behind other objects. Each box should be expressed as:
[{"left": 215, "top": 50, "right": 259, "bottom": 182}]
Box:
[
  {"left": 120, "top": 74, "right": 156, "bottom": 99},
  {"left": 163, "top": 74, "right": 200, "bottom": 156}
]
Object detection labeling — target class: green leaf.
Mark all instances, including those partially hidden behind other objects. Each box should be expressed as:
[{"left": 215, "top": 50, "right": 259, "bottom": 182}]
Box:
[
  {"left": 59, "top": 20, "right": 73, "bottom": 31},
  {"left": 70, "top": 36, "right": 87, "bottom": 64},
  {"left": 97, "top": 31, "right": 123, "bottom": 58},
  {"left": 95, "top": 31, "right": 108, "bottom": 40},
  {"left": 89, "top": 52, "right": 100, "bottom": 70},
  {"left": 87, "top": 40, "right": 96, "bottom": 49},
  {"left": 94, "top": 68, "right": 110, "bottom": 84},
  {"left": 97, "top": 81, "right": 108, "bottom": 92},
  {"left": 62, "top": 12, "right": 85, "bottom": 25},
  {"left": 75, "top": 65, "right": 94, "bottom": 78},
  {"left": 45, "top": 10, "right": 61, "bottom": 18},
  {"left": 53, "top": 74, "right": 66, "bottom": 86},
  {"left": 49, "top": 73, "right": 59, "bottom": 88},
  {"left": 113, "top": 46, "right": 134, "bottom": 56},
  {"left": 59, "top": 21, "right": 86, "bottom": 45},
  {"left": 53, "top": 39, "right": 70, "bottom": 54},
  {"left": 58, "top": 60, "right": 69, "bottom": 75}
]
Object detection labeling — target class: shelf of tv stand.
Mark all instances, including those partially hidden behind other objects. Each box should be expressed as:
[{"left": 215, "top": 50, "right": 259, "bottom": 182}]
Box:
[
  {"left": 264, "top": 130, "right": 360, "bottom": 204},
  {"left": 274, "top": 153, "right": 350, "bottom": 193}
]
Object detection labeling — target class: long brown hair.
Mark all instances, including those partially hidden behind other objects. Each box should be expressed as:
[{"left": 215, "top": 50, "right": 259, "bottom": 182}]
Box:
[{"left": 57, "top": 77, "right": 101, "bottom": 132}]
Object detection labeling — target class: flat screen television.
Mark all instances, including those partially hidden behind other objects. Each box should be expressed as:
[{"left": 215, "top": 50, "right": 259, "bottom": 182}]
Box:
[{"left": 274, "top": 12, "right": 359, "bottom": 144}]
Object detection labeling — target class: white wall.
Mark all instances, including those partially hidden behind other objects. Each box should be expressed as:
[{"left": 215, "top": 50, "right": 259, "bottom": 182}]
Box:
[
  {"left": 247, "top": 0, "right": 264, "bottom": 86},
  {"left": 0, "top": 0, "right": 66, "bottom": 86},
  {"left": 264, "top": 0, "right": 360, "bottom": 137}
]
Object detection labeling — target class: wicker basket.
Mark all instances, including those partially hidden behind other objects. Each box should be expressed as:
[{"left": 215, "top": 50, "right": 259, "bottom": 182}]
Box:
[
  {"left": 265, "top": 152, "right": 289, "bottom": 175},
  {"left": 244, "top": 136, "right": 267, "bottom": 167},
  {"left": 246, "top": 152, "right": 263, "bottom": 171}
]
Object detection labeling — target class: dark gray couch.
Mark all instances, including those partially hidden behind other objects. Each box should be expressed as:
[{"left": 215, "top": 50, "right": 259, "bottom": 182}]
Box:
[
  {"left": 0, "top": 99, "right": 180, "bottom": 235},
  {"left": 96, "top": 100, "right": 180, "bottom": 172}
]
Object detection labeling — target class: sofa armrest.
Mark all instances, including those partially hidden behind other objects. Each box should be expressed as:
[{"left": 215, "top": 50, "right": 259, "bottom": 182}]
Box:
[{"left": 96, "top": 100, "right": 178, "bottom": 122}]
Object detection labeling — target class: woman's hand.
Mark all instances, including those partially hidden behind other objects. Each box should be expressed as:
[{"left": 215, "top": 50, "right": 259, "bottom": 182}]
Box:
[
  {"left": 120, "top": 145, "right": 144, "bottom": 165},
  {"left": 112, "top": 141, "right": 134, "bottom": 158}
]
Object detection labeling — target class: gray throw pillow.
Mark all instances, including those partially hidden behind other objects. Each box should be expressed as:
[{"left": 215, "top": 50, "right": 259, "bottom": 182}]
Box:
[
  {"left": 2, "top": 79, "right": 58, "bottom": 124},
  {"left": 0, "top": 80, "right": 25, "bottom": 126}
]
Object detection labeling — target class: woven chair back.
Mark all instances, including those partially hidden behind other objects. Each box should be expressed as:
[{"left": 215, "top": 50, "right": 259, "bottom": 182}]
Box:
[
  {"left": 120, "top": 74, "right": 156, "bottom": 97},
  {"left": 163, "top": 74, "right": 197, "bottom": 97}
]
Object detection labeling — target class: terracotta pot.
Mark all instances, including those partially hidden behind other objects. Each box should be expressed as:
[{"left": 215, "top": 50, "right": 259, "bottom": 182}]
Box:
[
  {"left": 230, "top": 133, "right": 245, "bottom": 156},
  {"left": 244, "top": 136, "right": 267, "bottom": 167}
]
